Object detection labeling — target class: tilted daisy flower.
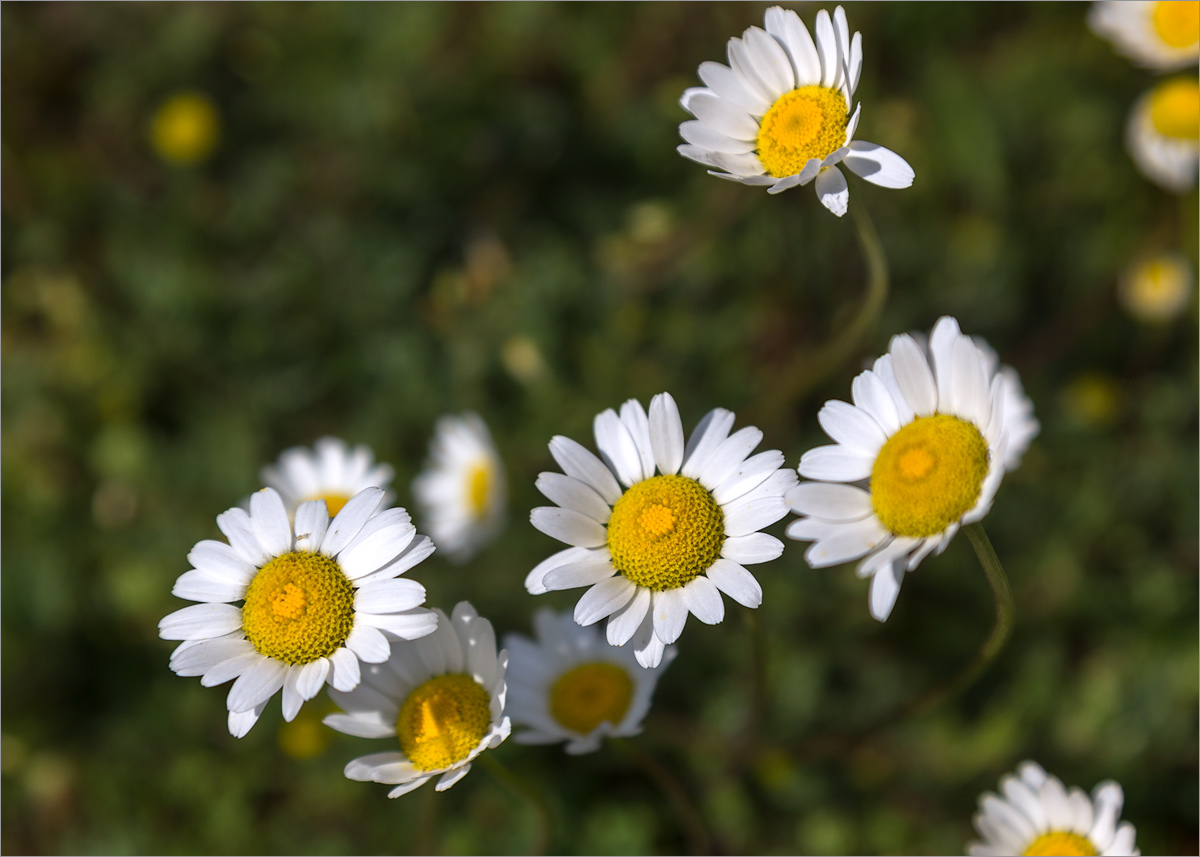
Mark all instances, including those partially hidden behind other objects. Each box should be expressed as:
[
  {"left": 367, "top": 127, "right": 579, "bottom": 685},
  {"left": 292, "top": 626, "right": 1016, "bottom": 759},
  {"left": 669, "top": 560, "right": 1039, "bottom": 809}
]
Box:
[
  {"left": 159, "top": 487, "right": 438, "bottom": 737},
  {"left": 785, "top": 317, "right": 1031, "bottom": 621},
  {"left": 503, "top": 608, "right": 675, "bottom": 755},
  {"left": 324, "top": 601, "right": 509, "bottom": 797},
  {"left": 677, "top": 5, "right": 914, "bottom": 215},
  {"left": 1126, "top": 76, "right": 1199, "bottom": 193},
  {"left": 1089, "top": 0, "right": 1199, "bottom": 71},
  {"left": 1118, "top": 251, "right": 1194, "bottom": 323},
  {"left": 969, "top": 760, "right": 1139, "bottom": 856},
  {"left": 528, "top": 392, "right": 797, "bottom": 669},
  {"left": 261, "top": 436, "right": 394, "bottom": 519},
  {"left": 412, "top": 412, "right": 507, "bottom": 564}
]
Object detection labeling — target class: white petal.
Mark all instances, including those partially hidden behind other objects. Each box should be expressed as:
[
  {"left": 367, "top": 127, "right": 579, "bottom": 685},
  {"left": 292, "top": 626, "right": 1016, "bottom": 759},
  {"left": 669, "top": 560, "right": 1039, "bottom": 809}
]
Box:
[
  {"left": 228, "top": 703, "right": 265, "bottom": 738},
  {"left": 549, "top": 436, "right": 622, "bottom": 504},
  {"left": 843, "top": 141, "right": 915, "bottom": 189},
  {"left": 867, "top": 561, "right": 904, "bottom": 621},
  {"left": 339, "top": 508, "right": 416, "bottom": 579},
  {"left": 355, "top": 578, "right": 428, "bottom": 613},
  {"left": 185, "top": 540, "right": 255, "bottom": 586},
  {"left": 199, "top": 652, "right": 263, "bottom": 688},
  {"left": 619, "top": 399, "right": 655, "bottom": 482},
  {"left": 323, "top": 713, "right": 396, "bottom": 739},
  {"left": 797, "top": 444, "right": 874, "bottom": 482},
  {"left": 1067, "top": 788, "right": 1094, "bottom": 836},
  {"left": 815, "top": 165, "right": 849, "bottom": 217},
  {"left": 435, "top": 765, "right": 472, "bottom": 792},
  {"left": 873, "top": 353, "right": 917, "bottom": 424},
  {"left": 848, "top": 30, "right": 862, "bottom": 94},
  {"left": 727, "top": 35, "right": 778, "bottom": 105},
  {"left": 293, "top": 500, "right": 330, "bottom": 553},
  {"left": 461, "top": 612, "right": 498, "bottom": 687},
  {"left": 648, "top": 392, "right": 685, "bottom": 476},
  {"left": 227, "top": 657, "right": 287, "bottom": 713},
  {"left": 543, "top": 560, "right": 617, "bottom": 592},
  {"left": 814, "top": 8, "right": 842, "bottom": 89},
  {"left": 281, "top": 667, "right": 304, "bottom": 722},
  {"left": 679, "top": 119, "right": 757, "bottom": 154},
  {"left": 685, "top": 91, "right": 759, "bottom": 141},
  {"left": 1040, "top": 775, "right": 1074, "bottom": 830},
  {"left": 531, "top": 506, "right": 607, "bottom": 548},
  {"left": 1000, "top": 775, "right": 1048, "bottom": 832},
  {"left": 785, "top": 517, "right": 839, "bottom": 542},
  {"left": 844, "top": 102, "right": 862, "bottom": 143},
  {"left": 526, "top": 545, "right": 598, "bottom": 595},
  {"left": 216, "top": 507, "right": 268, "bottom": 566},
  {"left": 806, "top": 516, "right": 889, "bottom": 568},
  {"left": 158, "top": 603, "right": 243, "bottom": 641},
  {"left": 629, "top": 608, "right": 667, "bottom": 669},
  {"left": 786, "top": 482, "right": 873, "bottom": 521},
  {"left": 817, "top": 400, "right": 887, "bottom": 456},
  {"left": 329, "top": 647, "right": 362, "bottom": 692},
  {"left": 696, "top": 60, "right": 771, "bottom": 115},
  {"left": 1089, "top": 782, "right": 1124, "bottom": 849},
  {"left": 171, "top": 570, "right": 246, "bottom": 603},
  {"left": 358, "top": 608, "right": 440, "bottom": 641},
  {"left": 764, "top": 5, "right": 821, "bottom": 85},
  {"left": 169, "top": 636, "right": 255, "bottom": 676},
  {"left": 949, "top": 335, "right": 991, "bottom": 428},
  {"left": 766, "top": 173, "right": 807, "bottom": 195},
  {"left": 855, "top": 535, "right": 919, "bottom": 579},
  {"left": 890, "top": 334, "right": 937, "bottom": 417},
  {"left": 297, "top": 658, "right": 331, "bottom": 700},
  {"left": 359, "top": 534, "right": 435, "bottom": 586},
  {"left": 980, "top": 794, "right": 1037, "bottom": 844},
  {"left": 573, "top": 577, "right": 637, "bottom": 626},
  {"left": 681, "top": 408, "right": 735, "bottom": 478},
  {"left": 852, "top": 369, "right": 902, "bottom": 435},
  {"left": 743, "top": 26, "right": 795, "bottom": 96},
  {"left": 710, "top": 151, "right": 767, "bottom": 177},
  {"left": 1105, "top": 822, "right": 1136, "bottom": 855},
  {"left": 346, "top": 624, "right": 390, "bottom": 663},
  {"left": 650, "top": 588, "right": 689, "bottom": 644},
  {"left": 723, "top": 488, "right": 792, "bottom": 537},
  {"left": 705, "top": 558, "right": 762, "bottom": 608},
  {"left": 320, "top": 487, "right": 385, "bottom": 557},
  {"left": 712, "top": 449, "right": 784, "bottom": 506},
  {"left": 249, "top": 488, "right": 292, "bottom": 557},
  {"left": 682, "top": 575, "right": 725, "bottom": 625},
  {"left": 606, "top": 586, "right": 652, "bottom": 646},
  {"left": 698, "top": 426, "right": 763, "bottom": 490},
  {"left": 720, "top": 532, "right": 784, "bottom": 565}
]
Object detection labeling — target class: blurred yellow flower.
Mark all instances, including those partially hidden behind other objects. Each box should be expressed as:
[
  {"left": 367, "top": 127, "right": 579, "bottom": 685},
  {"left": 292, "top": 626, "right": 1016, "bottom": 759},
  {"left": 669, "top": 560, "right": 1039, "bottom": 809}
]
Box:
[
  {"left": 150, "top": 92, "right": 220, "bottom": 165},
  {"left": 1126, "top": 77, "right": 1199, "bottom": 192},
  {"left": 1089, "top": 1, "right": 1200, "bottom": 70},
  {"left": 1060, "top": 373, "right": 1123, "bottom": 427},
  {"left": 1118, "top": 252, "right": 1193, "bottom": 322},
  {"left": 278, "top": 700, "right": 335, "bottom": 760}
]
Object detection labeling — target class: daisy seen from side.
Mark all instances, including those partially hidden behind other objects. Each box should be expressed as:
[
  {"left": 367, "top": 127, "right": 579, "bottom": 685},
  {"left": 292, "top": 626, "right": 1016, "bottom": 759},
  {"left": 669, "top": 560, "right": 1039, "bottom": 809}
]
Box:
[
  {"left": 1089, "top": 0, "right": 1199, "bottom": 71},
  {"left": 785, "top": 317, "right": 1034, "bottom": 621},
  {"left": 1126, "top": 76, "right": 1199, "bottom": 192},
  {"left": 159, "top": 487, "right": 438, "bottom": 736},
  {"left": 412, "top": 412, "right": 507, "bottom": 564},
  {"left": 528, "top": 392, "right": 797, "bottom": 669},
  {"left": 261, "top": 436, "right": 395, "bottom": 519},
  {"left": 503, "top": 608, "right": 675, "bottom": 755},
  {"left": 677, "top": 4, "right": 914, "bottom": 215},
  {"left": 324, "top": 601, "right": 510, "bottom": 797},
  {"left": 969, "top": 760, "right": 1139, "bottom": 856}
]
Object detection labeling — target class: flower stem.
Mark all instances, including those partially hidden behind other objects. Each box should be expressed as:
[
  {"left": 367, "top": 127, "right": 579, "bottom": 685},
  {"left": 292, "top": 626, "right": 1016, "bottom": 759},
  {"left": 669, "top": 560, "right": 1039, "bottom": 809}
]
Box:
[
  {"left": 613, "top": 738, "right": 711, "bottom": 856},
  {"left": 478, "top": 754, "right": 554, "bottom": 856}
]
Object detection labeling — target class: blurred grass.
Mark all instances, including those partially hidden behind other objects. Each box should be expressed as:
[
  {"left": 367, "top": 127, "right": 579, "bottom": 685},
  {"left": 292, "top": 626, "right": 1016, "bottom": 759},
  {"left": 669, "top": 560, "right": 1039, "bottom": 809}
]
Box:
[{"left": 2, "top": 2, "right": 1197, "bottom": 855}]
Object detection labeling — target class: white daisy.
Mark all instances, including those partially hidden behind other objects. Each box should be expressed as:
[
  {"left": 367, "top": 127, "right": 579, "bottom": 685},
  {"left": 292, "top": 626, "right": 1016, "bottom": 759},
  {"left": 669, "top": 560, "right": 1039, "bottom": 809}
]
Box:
[
  {"left": 159, "top": 487, "right": 438, "bottom": 737},
  {"left": 412, "top": 412, "right": 507, "bottom": 564},
  {"left": 1126, "top": 76, "right": 1199, "bottom": 192},
  {"left": 677, "top": 5, "right": 914, "bottom": 216},
  {"left": 324, "top": 601, "right": 510, "bottom": 797},
  {"left": 785, "top": 317, "right": 1030, "bottom": 622},
  {"left": 969, "top": 760, "right": 1139, "bottom": 856},
  {"left": 528, "top": 392, "right": 797, "bottom": 669},
  {"left": 1089, "top": 0, "right": 1199, "bottom": 71},
  {"left": 503, "top": 608, "right": 675, "bottom": 755},
  {"left": 1118, "top": 251, "right": 1194, "bottom": 322},
  {"left": 261, "top": 437, "right": 394, "bottom": 519}
]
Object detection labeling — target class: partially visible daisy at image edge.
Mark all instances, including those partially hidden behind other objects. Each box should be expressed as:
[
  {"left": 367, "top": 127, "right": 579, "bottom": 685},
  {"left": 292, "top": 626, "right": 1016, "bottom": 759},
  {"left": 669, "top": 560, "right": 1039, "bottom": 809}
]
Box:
[
  {"left": 1125, "top": 76, "right": 1199, "bottom": 193},
  {"left": 969, "top": 760, "right": 1139, "bottom": 856},
  {"left": 261, "top": 436, "right": 395, "bottom": 519},
  {"left": 412, "top": 412, "right": 507, "bottom": 564},
  {"left": 159, "top": 487, "right": 438, "bottom": 736},
  {"left": 323, "top": 601, "right": 510, "bottom": 797},
  {"left": 528, "top": 392, "right": 797, "bottom": 669},
  {"left": 785, "top": 317, "right": 1036, "bottom": 621},
  {"left": 1088, "top": 0, "right": 1199, "bottom": 71},
  {"left": 503, "top": 608, "right": 675, "bottom": 754},
  {"left": 677, "top": 5, "right": 914, "bottom": 216}
]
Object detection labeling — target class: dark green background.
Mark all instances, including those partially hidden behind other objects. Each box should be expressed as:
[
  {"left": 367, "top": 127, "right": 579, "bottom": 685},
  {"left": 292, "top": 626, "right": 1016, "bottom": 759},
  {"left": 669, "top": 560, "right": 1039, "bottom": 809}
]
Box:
[{"left": 3, "top": 3, "right": 1196, "bottom": 854}]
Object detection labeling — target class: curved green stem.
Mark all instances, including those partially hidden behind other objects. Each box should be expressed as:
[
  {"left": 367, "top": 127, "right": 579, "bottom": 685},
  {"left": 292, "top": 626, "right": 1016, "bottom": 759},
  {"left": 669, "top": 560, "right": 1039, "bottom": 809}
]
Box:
[
  {"left": 478, "top": 754, "right": 553, "bottom": 856},
  {"left": 613, "top": 738, "right": 711, "bottom": 856}
]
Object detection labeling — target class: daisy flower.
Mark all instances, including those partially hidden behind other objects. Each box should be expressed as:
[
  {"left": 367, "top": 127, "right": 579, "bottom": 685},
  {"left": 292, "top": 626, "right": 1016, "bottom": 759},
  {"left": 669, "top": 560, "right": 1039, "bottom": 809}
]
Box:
[
  {"left": 677, "top": 5, "right": 914, "bottom": 215},
  {"left": 159, "top": 487, "right": 438, "bottom": 737},
  {"left": 969, "top": 760, "right": 1139, "bottom": 856},
  {"left": 1126, "top": 76, "right": 1199, "bottom": 192},
  {"left": 1089, "top": 0, "right": 1199, "bottom": 71},
  {"left": 412, "top": 412, "right": 507, "bottom": 563},
  {"left": 261, "top": 436, "right": 394, "bottom": 519},
  {"left": 503, "top": 608, "right": 675, "bottom": 754},
  {"left": 528, "top": 392, "right": 797, "bottom": 669},
  {"left": 785, "top": 317, "right": 1033, "bottom": 621},
  {"left": 324, "top": 601, "right": 510, "bottom": 797},
  {"left": 1118, "top": 251, "right": 1194, "bottom": 322}
]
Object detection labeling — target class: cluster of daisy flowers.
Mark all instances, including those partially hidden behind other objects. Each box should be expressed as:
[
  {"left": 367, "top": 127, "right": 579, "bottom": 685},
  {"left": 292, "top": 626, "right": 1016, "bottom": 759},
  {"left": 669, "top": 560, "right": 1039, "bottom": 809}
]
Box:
[{"left": 152, "top": 3, "right": 1155, "bottom": 850}]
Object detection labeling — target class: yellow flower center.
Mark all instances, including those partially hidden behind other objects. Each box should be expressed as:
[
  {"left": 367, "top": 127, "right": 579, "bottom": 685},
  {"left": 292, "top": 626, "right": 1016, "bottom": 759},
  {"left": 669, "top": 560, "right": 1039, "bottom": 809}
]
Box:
[
  {"left": 242, "top": 550, "right": 355, "bottom": 664},
  {"left": 1023, "top": 831, "right": 1098, "bottom": 857},
  {"left": 303, "top": 493, "right": 352, "bottom": 518},
  {"left": 1125, "top": 256, "right": 1189, "bottom": 319},
  {"left": 150, "top": 92, "right": 219, "bottom": 165},
  {"left": 606, "top": 475, "right": 725, "bottom": 590},
  {"left": 549, "top": 662, "right": 634, "bottom": 735},
  {"left": 1153, "top": 0, "right": 1199, "bottom": 48},
  {"left": 1149, "top": 77, "right": 1199, "bottom": 140},
  {"left": 756, "top": 86, "right": 849, "bottom": 178},
  {"left": 396, "top": 674, "right": 492, "bottom": 771},
  {"left": 467, "top": 463, "right": 491, "bottom": 517},
  {"left": 870, "top": 415, "right": 989, "bottom": 538}
]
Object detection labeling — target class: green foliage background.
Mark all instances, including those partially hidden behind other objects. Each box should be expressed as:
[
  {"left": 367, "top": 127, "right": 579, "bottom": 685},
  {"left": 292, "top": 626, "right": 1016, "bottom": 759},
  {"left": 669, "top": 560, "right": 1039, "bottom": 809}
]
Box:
[{"left": 2, "top": 3, "right": 1196, "bottom": 854}]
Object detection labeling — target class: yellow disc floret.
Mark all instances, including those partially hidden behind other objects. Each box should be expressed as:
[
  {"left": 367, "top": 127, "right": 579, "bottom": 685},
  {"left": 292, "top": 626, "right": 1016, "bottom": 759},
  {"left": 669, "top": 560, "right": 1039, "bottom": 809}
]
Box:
[
  {"left": 1023, "top": 831, "right": 1098, "bottom": 857},
  {"left": 242, "top": 550, "right": 355, "bottom": 664},
  {"left": 550, "top": 662, "right": 634, "bottom": 735},
  {"left": 1153, "top": 0, "right": 1199, "bottom": 49},
  {"left": 607, "top": 475, "right": 725, "bottom": 590},
  {"left": 304, "top": 493, "right": 352, "bottom": 518},
  {"left": 396, "top": 674, "right": 492, "bottom": 771},
  {"left": 870, "top": 415, "right": 989, "bottom": 538},
  {"left": 467, "top": 463, "right": 491, "bottom": 517},
  {"left": 1149, "top": 77, "right": 1199, "bottom": 140},
  {"left": 757, "top": 86, "right": 849, "bottom": 178}
]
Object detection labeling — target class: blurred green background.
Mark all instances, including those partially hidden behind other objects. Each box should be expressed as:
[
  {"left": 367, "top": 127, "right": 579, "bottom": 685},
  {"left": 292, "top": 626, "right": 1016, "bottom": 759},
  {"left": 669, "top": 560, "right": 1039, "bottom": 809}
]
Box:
[{"left": 3, "top": 3, "right": 1196, "bottom": 855}]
